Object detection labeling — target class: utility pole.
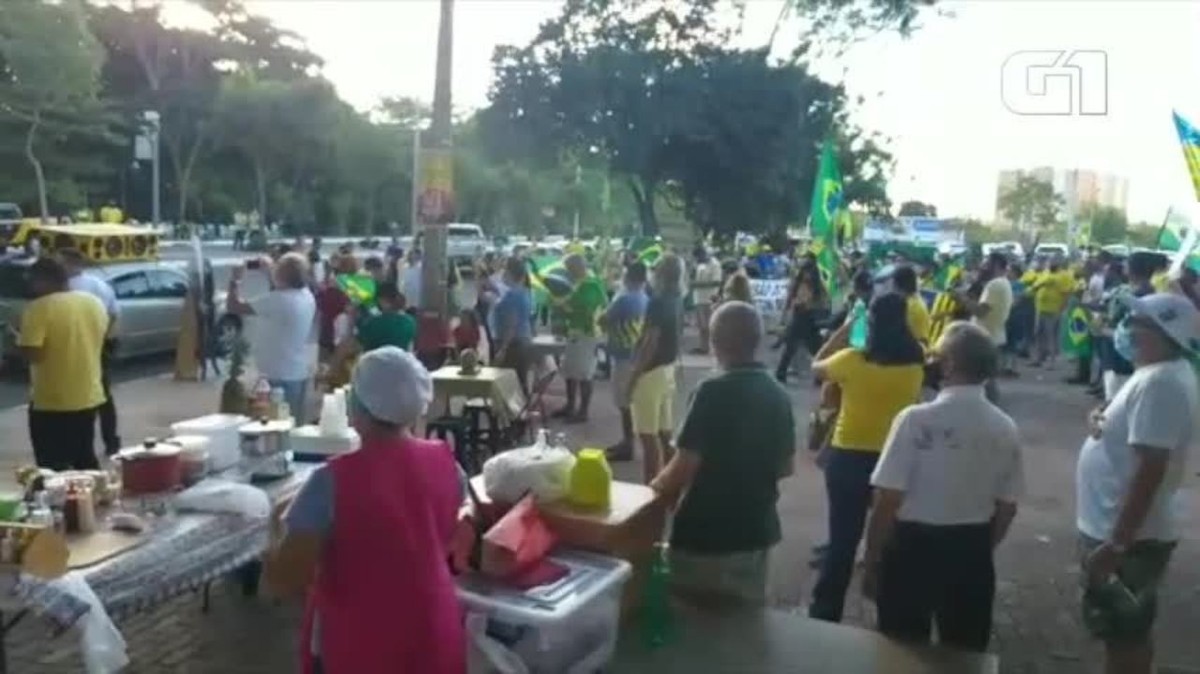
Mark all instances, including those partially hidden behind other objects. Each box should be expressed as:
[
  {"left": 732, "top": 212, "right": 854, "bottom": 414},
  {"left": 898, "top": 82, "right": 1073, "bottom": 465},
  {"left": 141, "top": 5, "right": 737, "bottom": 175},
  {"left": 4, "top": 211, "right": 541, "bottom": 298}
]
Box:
[
  {"left": 410, "top": 127, "right": 421, "bottom": 237},
  {"left": 418, "top": 0, "right": 454, "bottom": 320}
]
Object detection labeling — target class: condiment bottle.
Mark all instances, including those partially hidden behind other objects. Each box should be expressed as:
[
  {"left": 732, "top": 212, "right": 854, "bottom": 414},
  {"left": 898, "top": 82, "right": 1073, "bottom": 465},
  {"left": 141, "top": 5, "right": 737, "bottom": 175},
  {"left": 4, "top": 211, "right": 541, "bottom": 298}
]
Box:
[
  {"left": 63, "top": 485, "right": 80, "bottom": 534},
  {"left": 252, "top": 378, "right": 272, "bottom": 418}
]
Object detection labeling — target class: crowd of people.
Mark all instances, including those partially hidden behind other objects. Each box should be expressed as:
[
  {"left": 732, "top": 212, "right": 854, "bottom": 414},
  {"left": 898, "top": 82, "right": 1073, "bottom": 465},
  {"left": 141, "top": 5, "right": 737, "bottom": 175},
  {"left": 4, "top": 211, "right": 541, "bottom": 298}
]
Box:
[{"left": 11, "top": 230, "right": 1199, "bottom": 674}]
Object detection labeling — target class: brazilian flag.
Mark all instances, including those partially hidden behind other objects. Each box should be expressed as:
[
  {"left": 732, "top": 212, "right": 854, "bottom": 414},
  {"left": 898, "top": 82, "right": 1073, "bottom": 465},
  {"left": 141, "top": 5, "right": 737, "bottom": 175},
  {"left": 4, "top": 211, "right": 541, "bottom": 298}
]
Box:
[
  {"left": 808, "top": 139, "right": 844, "bottom": 299},
  {"left": 1061, "top": 298, "right": 1092, "bottom": 359},
  {"left": 336, "top": 274, "right": 376, "bottom": 306}
]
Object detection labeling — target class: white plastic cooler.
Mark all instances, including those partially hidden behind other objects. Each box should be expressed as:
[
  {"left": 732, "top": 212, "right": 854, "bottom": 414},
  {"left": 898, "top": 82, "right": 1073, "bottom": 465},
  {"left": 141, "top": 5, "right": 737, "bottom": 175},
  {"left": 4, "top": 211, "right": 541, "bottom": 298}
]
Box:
[{"left": 457, "top": 550, "right": 631, "bottom": 674}]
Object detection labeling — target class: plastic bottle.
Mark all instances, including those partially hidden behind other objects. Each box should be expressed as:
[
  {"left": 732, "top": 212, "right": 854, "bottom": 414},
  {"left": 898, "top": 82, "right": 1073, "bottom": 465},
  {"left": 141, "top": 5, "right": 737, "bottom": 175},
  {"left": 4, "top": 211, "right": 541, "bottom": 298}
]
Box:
[
  {"left": 252, "top": 378, "right": 272, "bottom": 418},
  {"left": 641, "top": 542, "right": 675, "bottom": 649},
  {"left": 532, "top": 428, "right": 549, "bottom": 454},
  {"left": 269, "top": 388, "right": 284, "bottom": 420},
  {"left": 848, "top": 298, "right": 868, "bottom": 349}
]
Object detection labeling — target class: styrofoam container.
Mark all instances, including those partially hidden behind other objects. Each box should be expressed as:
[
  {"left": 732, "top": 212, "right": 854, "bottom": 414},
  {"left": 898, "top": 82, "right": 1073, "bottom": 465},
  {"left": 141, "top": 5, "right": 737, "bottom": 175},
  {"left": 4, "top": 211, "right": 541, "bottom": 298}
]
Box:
[
  {"left": 290, "top": 425, "right": 360, "bottom": 460},
  {"left": 457, "top": 550, "right": 631, "bottom": 674},
  {"left": 170, "top": 414, "right": 249, "bottom": 472}
]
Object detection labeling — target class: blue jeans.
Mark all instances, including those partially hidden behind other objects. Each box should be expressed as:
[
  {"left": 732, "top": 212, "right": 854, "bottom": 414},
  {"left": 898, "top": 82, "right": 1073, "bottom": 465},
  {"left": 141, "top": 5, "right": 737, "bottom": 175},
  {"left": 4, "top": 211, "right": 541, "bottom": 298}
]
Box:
[
  {"left": 269, "top": 378, "right": 310, "bottom": 424},
  {"left": 809, "top": 447, "right": 879, "bottom": 623}
]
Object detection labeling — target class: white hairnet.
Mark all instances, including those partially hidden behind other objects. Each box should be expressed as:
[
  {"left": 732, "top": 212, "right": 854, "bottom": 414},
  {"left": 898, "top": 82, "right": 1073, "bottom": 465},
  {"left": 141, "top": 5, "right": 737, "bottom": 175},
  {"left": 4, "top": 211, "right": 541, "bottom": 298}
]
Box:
[{"left": 350, "top": 346, "right": 433, "bottom": 426}]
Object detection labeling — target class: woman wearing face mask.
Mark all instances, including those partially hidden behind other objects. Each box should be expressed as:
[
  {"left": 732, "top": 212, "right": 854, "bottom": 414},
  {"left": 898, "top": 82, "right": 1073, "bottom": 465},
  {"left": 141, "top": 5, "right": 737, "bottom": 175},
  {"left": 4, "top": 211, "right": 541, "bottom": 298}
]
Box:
[{"left": 264, "top": 347, "right": 469, "bottom": 674}]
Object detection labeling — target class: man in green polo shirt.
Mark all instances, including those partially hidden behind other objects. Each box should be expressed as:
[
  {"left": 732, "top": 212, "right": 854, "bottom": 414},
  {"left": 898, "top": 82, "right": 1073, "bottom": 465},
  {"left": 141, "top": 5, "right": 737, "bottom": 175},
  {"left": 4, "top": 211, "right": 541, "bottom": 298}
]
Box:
[
  {"left": 552, "top": 254, "right": 609, "bottom": 423},
  {"left": 357, "top": 281, "right": 416, "bottom": 351},
  {"left": 650, "top": 300, "right": 795, "bottom": 603}
]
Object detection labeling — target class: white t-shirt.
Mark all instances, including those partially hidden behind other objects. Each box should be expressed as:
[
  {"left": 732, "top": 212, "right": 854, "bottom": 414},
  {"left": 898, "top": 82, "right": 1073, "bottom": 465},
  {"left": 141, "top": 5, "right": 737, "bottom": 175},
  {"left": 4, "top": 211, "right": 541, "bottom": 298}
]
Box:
[
  {"left": 402, "top": 264, "right": 423, "bottom": 309},
  {"left": 973, "top": 276, "right": 1013, "bottom": 346},
  {"left": 69, "top": 272, "right": 119, "bottom": 319},
  {"left": 1084, "top": 272, "right": 1106, "bottom": 305},
  {"left": 1076, "top": 359, "right": 1199, "bottom": 542},
  {"left": 692, "top": 260, "right": 722, "bottom": 306},
  {"left": 872, "top": 385, "right": 1025, "bottom": 525},
  {"left": 249, "top": 288, "right": 316, "bottom": 381}
]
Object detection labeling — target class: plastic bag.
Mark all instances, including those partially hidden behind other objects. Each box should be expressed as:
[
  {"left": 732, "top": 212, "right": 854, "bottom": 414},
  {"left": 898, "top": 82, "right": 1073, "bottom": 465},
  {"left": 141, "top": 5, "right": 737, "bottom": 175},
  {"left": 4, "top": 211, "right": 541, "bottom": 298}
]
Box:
[
  {"left": 53, "top": 571, "right": 128, "bottom": 674},
  {"left": 174, "top": 479, "right": 270, "bottom": 519},
  {"left": 466, "top": 612, "right": 528, "bottom": 674},
  {"left": 482, "top": 431, "right": 575, "bottom": 503}
]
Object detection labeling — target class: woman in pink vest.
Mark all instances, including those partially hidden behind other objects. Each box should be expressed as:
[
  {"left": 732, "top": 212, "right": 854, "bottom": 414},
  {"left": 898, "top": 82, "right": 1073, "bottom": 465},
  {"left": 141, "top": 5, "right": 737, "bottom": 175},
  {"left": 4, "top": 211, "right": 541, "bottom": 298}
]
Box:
[{"left": 265, "top": 346, "right": 468, "bottom": 673}]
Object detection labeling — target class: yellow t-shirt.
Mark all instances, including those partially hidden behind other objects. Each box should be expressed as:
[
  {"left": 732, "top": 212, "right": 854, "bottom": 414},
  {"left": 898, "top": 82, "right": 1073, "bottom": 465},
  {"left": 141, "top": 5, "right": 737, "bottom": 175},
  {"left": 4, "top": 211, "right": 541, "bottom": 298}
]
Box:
[
  {"left": 823, "top": 348, "right": 924, "bottom": 452},
  {"left": 1151, "top": 272, "right": 1169, "bottom": 292},
  {"left": 905, "top": 294, "right": 931, "bottom": 344},
  {"left": 19, "top": 291, "right": 108, "bottom": 411},
  {"left": 1033, "top": 271, "right": 1075, "bottom": 314}
]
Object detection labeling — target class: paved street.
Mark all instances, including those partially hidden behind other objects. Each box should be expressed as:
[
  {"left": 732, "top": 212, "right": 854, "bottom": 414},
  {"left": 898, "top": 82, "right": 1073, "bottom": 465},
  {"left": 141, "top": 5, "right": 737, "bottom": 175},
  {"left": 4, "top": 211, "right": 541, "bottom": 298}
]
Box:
[{"left": 2, "top": 348, "right": 1199, "bottom": 672}]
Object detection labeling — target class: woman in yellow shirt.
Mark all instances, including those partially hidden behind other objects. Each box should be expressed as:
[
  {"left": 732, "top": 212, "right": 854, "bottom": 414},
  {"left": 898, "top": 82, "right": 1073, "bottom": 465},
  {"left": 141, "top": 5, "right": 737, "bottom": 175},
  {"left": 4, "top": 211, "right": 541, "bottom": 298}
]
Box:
[{"left": 808, "top": 292, "right": 925, "bottom": 623}]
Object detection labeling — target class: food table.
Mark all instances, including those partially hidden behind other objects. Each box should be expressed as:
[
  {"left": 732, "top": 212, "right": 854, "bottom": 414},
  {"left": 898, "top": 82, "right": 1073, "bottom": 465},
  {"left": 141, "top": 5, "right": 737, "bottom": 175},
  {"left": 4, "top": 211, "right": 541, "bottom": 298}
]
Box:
[
  {"left": 431, "top": 366, "right": 525, "bottom": 424},
  {"left": 0, "top": 464, "right": 314, "bottom": 673},
  {"left": 529, "top": 334, "right": 568, "bottom": 366},
  {"left": 469, "top": 476, "right": 666, "bottom": 616}
]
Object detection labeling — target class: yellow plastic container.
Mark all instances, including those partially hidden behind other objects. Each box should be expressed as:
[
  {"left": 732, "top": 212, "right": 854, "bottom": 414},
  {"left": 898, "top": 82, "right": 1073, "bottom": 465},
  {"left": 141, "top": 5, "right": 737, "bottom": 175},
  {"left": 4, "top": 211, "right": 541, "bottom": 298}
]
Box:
[{"left": 568, "top": 449, "right": 612, "bottom": 510}]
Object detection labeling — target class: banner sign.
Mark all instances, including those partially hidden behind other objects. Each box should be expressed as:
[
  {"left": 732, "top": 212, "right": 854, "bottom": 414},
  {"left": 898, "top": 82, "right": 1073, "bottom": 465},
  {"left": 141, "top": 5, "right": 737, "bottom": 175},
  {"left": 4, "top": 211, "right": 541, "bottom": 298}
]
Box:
[{"left": 750, "top": 278, "right": 790, "bottom": 329}]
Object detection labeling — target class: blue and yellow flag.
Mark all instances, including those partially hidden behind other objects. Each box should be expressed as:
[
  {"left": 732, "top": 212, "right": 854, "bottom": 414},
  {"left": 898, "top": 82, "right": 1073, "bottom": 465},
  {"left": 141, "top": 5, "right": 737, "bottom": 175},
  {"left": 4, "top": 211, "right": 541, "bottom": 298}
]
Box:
[
  {"left": 1173, "top": 111, "right": 1200, "bottom": 201},
  {"left": 809, "top": 138, "right": 844, "bottom": 298},
  {"left": 1061, "top": 298, "right": 1092, "bottom": 358}
]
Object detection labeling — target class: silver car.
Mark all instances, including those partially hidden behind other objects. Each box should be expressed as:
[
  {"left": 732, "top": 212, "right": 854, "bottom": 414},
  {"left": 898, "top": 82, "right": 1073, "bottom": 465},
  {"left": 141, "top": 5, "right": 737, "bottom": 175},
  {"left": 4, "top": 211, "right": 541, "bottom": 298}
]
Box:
[{"left": 0, "top": 258, "right": 237, "bottom": 363}]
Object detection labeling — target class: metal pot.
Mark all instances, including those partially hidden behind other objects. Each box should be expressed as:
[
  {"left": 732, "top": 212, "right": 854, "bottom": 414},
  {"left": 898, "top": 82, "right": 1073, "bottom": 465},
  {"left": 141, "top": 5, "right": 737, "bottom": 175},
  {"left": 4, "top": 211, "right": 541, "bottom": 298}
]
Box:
[
  {"left": 117, "top": 440, "right": 182, "bottom": 496},
  {"left": 238, "top": 419, "right": 294, "bottom": 458}
]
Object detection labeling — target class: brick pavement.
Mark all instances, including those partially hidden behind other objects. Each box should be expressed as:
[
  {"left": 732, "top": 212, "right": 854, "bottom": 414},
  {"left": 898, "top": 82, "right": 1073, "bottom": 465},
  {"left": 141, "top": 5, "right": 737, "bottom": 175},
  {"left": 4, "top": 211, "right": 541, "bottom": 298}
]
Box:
[{"left": 3, "top": 357, "right": 1199, "bottom": 672}]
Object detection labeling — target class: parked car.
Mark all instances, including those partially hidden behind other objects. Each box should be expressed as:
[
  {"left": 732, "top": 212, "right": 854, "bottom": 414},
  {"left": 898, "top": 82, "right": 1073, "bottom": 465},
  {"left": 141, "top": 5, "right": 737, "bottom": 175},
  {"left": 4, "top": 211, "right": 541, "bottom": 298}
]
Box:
[{"left": 0, "top": 258, "right": 235, "bottom": 365}]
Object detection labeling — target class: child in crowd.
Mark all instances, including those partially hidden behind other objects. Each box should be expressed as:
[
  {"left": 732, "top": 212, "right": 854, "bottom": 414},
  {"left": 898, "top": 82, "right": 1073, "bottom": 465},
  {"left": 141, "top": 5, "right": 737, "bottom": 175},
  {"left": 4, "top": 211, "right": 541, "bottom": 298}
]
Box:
[{"left": 452, "top": 308, "right": 482, "bottom": 357}]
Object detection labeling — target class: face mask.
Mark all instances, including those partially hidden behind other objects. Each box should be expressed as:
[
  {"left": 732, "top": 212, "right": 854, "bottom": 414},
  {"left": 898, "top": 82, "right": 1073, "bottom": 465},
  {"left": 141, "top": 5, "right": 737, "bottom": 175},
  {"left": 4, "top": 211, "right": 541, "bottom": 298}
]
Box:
[{"left": 1113, "top": 320, "right": 1136, "bottom": 363}]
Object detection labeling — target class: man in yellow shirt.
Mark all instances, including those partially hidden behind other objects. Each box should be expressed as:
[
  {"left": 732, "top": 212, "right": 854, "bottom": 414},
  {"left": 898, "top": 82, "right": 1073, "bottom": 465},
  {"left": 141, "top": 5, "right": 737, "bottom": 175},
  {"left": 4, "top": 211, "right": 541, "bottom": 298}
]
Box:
[
  {"left": 1029, "top": 259, "right": 1076, "bottom": 367},
  {"left": 18, "top": 258, "right": 109, "bottom": 469}
]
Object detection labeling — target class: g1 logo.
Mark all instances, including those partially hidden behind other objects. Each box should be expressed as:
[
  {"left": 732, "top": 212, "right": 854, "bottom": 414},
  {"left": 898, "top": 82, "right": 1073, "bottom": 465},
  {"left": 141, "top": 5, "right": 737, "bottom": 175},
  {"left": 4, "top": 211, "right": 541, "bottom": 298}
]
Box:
[{"left": 1001, "top": 50, "right": 1107, "bottom": 116}]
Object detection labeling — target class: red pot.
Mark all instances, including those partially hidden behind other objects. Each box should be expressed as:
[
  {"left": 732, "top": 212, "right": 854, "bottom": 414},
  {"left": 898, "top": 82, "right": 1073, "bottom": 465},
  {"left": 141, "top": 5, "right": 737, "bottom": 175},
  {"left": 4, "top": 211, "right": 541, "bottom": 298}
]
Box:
[{"left": 118, "top": 441, "right": 182, "bottom": 496}]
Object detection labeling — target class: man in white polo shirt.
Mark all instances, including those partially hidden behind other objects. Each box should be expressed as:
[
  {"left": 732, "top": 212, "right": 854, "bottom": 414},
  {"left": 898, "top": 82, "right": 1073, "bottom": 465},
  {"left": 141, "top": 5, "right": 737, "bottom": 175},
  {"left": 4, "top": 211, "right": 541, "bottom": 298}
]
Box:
[{"left": 862, "top": 321, "right": 1024, "bottom": 653}]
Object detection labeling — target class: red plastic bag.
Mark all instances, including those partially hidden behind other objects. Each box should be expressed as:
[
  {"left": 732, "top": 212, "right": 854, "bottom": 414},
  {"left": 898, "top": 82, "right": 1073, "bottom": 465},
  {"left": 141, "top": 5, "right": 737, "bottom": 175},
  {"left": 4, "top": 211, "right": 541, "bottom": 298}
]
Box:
[{"left": 481, "top": 494, "right": 557, "bottom": 580}]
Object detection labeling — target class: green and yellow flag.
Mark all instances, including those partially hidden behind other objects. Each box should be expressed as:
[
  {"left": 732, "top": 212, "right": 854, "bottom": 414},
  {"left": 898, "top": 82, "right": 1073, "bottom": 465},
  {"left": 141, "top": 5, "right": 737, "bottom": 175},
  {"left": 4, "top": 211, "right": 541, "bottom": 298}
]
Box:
[
  {"left": 809, "top": 139, "right": 844, "bottom": 298},
  {"left": 1173, "top": 110, "right": 1200, "bottom": 201},
  {"left": 336, "top": 274, "right": 376, "bottom": 306},
  {"left": 1061, "top": 297, "right": 1092, "bottom": 359}
]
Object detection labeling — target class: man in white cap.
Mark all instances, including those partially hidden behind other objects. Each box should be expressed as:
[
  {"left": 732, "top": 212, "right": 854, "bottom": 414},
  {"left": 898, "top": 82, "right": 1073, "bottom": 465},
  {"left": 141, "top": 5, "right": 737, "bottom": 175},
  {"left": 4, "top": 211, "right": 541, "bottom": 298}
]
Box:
[{"left": 1075, "top": 292, "right": 1200, "bottom": 674}]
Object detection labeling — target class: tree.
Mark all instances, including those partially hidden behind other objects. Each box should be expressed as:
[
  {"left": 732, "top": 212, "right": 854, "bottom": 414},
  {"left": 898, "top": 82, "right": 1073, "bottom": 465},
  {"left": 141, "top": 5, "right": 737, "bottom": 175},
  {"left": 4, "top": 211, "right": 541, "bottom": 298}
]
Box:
[
  {"left": 89, "top": 4, "right": 232, "bottom": 224},
  {"left": 996, "top": 175, "right": 1061, "bottom": 232},
  {"left": 897, "top": 200, "right": 937, "bottom": 217},
  {"left": 1087, "top": 205, "right": 1128, "bottom": 245},
  {"left": 482, "top": 0, "right": 733, "bottom": 235},
  {"left": 0, "top": 0, "right": 104, "bottom": 221}
]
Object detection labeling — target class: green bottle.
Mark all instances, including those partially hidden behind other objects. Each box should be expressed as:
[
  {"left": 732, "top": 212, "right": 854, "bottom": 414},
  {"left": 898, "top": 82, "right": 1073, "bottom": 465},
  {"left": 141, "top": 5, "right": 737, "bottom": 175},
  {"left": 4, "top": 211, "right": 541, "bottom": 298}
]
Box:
[
  {"left": 640, "top": 542, "right": 675, "bottom": 649},
  {"left": 848, "top": 299, "right": 868, "bottom": 349}
]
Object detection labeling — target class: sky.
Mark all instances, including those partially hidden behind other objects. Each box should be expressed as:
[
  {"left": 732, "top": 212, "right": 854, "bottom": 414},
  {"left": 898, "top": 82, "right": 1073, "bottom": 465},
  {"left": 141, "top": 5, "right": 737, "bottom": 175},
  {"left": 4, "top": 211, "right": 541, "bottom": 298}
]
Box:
[{"left": 185, "top": 0, "right": 1200, "bottom": 224}]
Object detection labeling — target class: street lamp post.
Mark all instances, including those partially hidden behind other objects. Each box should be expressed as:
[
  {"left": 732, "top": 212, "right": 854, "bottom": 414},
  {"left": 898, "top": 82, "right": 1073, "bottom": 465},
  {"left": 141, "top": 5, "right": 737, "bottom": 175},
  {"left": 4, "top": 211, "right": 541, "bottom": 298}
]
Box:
[{"left": 141, "top": 110, "right": 161, "bottom": 230}]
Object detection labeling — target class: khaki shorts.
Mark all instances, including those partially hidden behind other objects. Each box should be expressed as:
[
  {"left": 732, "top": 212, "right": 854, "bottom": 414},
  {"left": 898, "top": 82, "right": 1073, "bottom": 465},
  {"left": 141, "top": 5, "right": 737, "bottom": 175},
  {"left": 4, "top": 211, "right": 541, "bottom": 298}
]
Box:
[
  {"left": 562, "top": 336, "right": 599, "bottom": 381},
  {"left": 611, "top": 359, "right": 635, "bottom": 408},
  {"left": 670, "top": 547, "right": 769, "bottom": 604},
  {"left": 1078, "top": 534, "right": 1177, "bottom": 644},
  {"left": 631, "top": 364, "right": 676, "bottom": 434}
]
